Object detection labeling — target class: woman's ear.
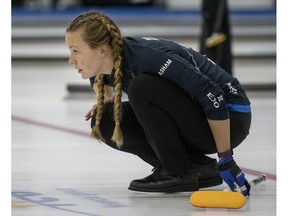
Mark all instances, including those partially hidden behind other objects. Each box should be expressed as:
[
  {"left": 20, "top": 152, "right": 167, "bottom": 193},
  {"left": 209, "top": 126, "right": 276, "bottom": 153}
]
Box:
[{"left": 99, "top": 44, "right": 110, "bottom": 56}]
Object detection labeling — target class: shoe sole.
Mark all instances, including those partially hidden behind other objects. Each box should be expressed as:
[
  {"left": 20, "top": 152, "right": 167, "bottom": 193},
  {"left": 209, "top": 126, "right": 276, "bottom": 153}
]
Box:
[
  {"left": 199, "top": 176, "right": 223, "bottom": 189},
  {"left": 128, "top": 184, "right": 199, "bottom": 193}
]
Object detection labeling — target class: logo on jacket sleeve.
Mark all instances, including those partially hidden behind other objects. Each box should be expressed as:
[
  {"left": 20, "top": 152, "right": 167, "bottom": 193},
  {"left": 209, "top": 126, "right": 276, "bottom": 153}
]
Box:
[
  {"left": 227, "top": 82, "right": 238, "bottom": 94},
  {"left": 207, "top": 92, "right": 224, "bottom": 108},
  {"left": 158, "top": 59, "right": 172, "bottom": 76}
]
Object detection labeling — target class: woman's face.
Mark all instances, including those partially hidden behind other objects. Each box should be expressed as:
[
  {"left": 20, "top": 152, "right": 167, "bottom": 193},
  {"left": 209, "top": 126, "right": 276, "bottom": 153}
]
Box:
[{"left": 65, "top": 29, "right": 112, "bottom": 79}]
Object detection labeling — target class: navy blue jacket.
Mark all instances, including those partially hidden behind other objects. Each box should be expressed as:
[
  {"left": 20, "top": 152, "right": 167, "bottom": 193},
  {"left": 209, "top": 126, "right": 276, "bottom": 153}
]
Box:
[{"left": 90, "top": 37, "right": 250, "bottom": 120}]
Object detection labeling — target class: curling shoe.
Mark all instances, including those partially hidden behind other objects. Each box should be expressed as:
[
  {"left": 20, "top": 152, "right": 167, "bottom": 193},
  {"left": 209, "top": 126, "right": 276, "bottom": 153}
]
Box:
[
  {"left": 128, "top": 167, "right": 199, "bottom": 193},
  {"left": 196, "top": 159, "right": 223, "bottom": 189}
]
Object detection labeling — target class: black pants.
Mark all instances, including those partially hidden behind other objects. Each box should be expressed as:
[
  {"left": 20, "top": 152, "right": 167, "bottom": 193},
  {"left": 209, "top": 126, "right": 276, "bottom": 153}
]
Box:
[{"left": 91, "top": 75, "right": 251, "bottom": 176}]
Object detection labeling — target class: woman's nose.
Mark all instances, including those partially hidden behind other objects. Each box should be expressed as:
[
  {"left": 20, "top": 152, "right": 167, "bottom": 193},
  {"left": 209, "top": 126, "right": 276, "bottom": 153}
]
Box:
[{"left": 68, "top": 55, "right": 75, "bottom": 65}]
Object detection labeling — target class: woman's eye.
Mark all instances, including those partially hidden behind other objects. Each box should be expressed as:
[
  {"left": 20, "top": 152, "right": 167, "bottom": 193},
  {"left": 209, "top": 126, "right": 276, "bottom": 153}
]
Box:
[{"left": 73, "top": 50, "right": 79, "bottom": 54}]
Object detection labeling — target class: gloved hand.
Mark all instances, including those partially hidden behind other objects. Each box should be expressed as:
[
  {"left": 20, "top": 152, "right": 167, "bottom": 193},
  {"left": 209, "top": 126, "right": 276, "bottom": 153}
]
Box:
[{"left": 218, "top": 155, "right": 251, "bottom": 196}]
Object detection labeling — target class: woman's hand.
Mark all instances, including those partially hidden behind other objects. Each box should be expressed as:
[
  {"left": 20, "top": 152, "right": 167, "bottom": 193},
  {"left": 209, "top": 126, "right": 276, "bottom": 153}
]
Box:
[
  {"left": 85, "top": 104, "right": 98, "bottom": 121},
  {"left": 218, "top": 155, "right": 251, "bottom": 196},
  {"left": 85, "top": 96, "right": 114, "bottom": 121}
]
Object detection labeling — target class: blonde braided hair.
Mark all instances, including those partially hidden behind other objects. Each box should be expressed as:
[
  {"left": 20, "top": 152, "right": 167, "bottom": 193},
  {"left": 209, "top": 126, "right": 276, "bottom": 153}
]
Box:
[{"left": 66, "top": 11, "right": 124, "bottom": 148}]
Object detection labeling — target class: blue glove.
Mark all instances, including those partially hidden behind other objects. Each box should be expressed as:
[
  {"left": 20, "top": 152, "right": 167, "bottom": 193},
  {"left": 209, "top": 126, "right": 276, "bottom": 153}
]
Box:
[{"left": 218, "top": 155, "right": 251, "bottom": 196}]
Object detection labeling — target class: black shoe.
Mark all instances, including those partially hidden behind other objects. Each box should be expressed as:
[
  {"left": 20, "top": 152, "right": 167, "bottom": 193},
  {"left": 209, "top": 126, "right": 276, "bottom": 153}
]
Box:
[
  {"left": 128, "top": 167, "right": 199, "bottom": 193},
  {"left": 196, "top": 159, "right": 223, "bottom": 189}
]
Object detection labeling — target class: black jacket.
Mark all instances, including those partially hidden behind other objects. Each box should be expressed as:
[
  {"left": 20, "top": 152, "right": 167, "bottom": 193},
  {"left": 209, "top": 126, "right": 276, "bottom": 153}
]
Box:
[{"left": 90, "top": 36, "right": 250, "bottom": 120}]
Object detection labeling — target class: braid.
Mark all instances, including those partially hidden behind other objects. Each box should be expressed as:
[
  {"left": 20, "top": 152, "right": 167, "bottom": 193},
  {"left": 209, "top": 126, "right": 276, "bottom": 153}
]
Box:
[
  {"left": 91, "top": 74, "right": 105, "bottom": 142},
  {"left": 111, "top": 57, "right": 123, "bottom": 148},
  {"left": 97, "top": 14, "right": 124, "bottom": 148}
]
